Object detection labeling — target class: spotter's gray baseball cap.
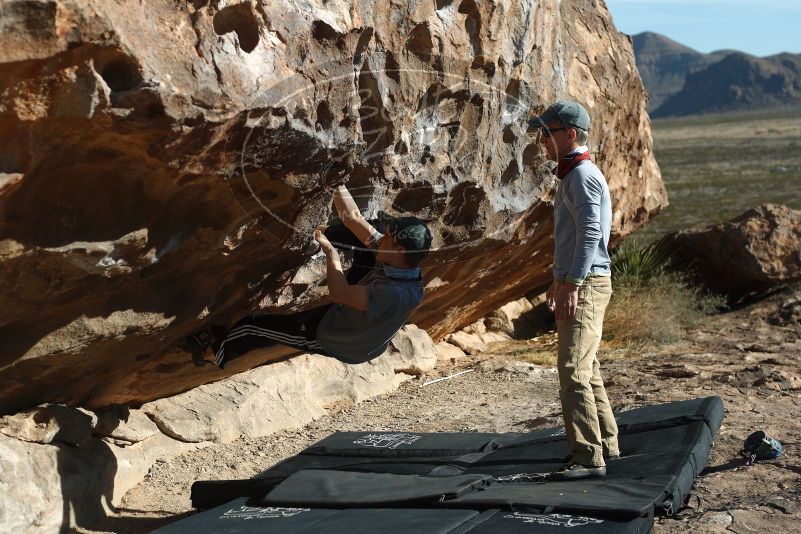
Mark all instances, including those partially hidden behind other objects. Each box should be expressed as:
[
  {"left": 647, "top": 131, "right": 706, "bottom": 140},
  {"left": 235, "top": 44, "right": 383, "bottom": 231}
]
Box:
[{"left": 528, "top": 101, "right": 591, "bottom": 131}]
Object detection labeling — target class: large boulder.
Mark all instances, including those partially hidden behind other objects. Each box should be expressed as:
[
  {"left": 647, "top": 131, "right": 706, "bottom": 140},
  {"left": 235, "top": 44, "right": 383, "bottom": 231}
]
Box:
[
  {"left": 662, "top": 204, "right": 801, "bottom": 300},
  {"left": 0, "top": 0, "right": 664, "bottom": 413}
]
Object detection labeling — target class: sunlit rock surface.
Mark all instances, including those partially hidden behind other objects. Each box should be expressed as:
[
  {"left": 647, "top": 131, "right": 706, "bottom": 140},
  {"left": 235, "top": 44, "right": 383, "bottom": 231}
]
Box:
[
  {"left": 662, "top": 204, "right": 801, "bottom": 300},
  {"left": 0, "top": 0, "right": 665, "bottom": 413}
]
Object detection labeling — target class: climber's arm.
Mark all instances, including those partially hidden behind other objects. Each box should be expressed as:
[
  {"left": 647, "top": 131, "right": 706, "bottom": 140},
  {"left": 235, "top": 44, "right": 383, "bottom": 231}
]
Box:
[
  {"left": 314, "top": 229, "right": 369, "bottom": 311},
  {"left": 332, "top": 185, "right": 379, "bottom": 248}
]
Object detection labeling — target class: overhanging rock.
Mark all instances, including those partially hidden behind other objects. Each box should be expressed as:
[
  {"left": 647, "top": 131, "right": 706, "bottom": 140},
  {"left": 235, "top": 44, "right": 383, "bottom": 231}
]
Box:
[{"left": 0, "top": 0, "right": 665, "bottom": 413}]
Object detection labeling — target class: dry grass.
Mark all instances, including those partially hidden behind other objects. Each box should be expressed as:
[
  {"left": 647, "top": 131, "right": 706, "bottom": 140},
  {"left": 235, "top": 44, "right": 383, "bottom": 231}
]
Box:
[
  {"left": 603, "top": 273, "right": 725, "bottom": 351},
  {"left": 516, "top": 350, "right": 557, "bottom": 366},
  {"left": 632, "top": 108, "right": 801, "bottom": 244},
  {"left": 486, "top": 335, "right": 559, "bottom": 366},
  {"left": 601, "top": 238, "right": 726, "bottom": 352},
  {"left": 486, "top": 331, "right": 633, "bottom": 366}
]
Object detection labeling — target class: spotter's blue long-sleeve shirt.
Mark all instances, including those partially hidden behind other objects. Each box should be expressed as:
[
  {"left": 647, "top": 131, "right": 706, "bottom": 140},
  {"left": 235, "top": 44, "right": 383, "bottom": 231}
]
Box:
[{"left": 553, "top": 146, "right": 612, "bottom": 285}]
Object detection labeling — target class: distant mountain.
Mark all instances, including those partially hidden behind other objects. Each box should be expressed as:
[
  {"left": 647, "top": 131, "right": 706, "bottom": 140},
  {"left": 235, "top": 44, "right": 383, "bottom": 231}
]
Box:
[
  {"left": 632, "top": 32, "right": 730, "bottom": 111},
  {"left": 632, "top": 32, "right": 801, "bottom": 117},
  {"left": 654, "top": 52, "right": 801, "bottom": 117}
]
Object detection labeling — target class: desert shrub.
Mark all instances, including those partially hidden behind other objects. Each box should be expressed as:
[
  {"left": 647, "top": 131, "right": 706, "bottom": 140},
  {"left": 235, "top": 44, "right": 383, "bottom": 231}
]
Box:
[
  {"left": 603, "top": 240, "right": 726, "bottom": 350},
  {"left": 610, "top": 239, "right": 670, "bottom": 286}
]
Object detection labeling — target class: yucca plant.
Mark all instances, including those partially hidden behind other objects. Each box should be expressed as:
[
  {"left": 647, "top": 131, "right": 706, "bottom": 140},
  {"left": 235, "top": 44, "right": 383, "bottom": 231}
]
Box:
[{"left": 611, "top": 239, "right": 671, "bottom": 286}]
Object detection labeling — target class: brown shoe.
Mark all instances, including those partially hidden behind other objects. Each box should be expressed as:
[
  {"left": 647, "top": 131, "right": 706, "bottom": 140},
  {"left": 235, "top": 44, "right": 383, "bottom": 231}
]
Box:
[
  {"left": 550, "top": 463, "right": 606, "bottom": 481},
  {"left": 563, "top": 453, "right": 620, "bottom": 463}
]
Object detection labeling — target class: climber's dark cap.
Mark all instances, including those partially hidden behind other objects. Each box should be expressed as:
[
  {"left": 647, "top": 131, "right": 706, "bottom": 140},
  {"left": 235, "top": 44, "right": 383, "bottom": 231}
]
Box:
[{"left": 377, "top": 210, "right": 432, "bottom": 255}]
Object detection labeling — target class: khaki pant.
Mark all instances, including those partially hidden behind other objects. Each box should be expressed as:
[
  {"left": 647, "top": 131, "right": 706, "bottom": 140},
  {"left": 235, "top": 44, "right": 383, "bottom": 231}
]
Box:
[{"left": 556, "top": 275, "right": 619, "bottom": 467}]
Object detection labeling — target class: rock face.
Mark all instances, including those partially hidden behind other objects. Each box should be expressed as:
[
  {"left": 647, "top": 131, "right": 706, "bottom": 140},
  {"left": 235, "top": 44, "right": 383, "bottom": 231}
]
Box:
[
  {"left": 0, "top": 0, "right": 664, "bottom": 414},
  {"left": 662, "top": 204, "right": 801, "bottom": 300}
]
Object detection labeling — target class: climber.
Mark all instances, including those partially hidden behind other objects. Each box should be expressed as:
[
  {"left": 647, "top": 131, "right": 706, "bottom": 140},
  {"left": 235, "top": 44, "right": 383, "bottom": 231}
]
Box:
[{"left": 186, "top": 184, "right": 432, "bottom": 369}]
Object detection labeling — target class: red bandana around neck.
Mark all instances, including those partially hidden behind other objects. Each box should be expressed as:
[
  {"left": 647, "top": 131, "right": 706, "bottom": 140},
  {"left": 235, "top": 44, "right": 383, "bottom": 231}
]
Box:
[{"left": 554, "top": 151, "right": 591, "bottom": 179}]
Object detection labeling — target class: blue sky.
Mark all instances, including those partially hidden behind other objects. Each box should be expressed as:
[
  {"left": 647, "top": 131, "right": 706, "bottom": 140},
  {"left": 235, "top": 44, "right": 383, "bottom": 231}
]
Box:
[{"left": 606, "top": 0, "right": 801, "bottom": 57}]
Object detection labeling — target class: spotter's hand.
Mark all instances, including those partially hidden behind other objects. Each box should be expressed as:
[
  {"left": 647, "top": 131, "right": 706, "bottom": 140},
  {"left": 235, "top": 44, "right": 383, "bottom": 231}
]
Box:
[
  {"left": 546, "top": 281, "right": 557, "bottom": 312},
  {"left": 314, "top": 230, "right": 334, "bottom": 256},
  {"left": 554, "top": 282, "right": 579, "bottom": 321}
]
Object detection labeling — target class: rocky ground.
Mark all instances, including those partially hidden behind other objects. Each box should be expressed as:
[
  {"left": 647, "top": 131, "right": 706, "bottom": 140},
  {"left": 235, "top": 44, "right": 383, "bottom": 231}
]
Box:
[{"left": 83, "top": 284, "right": 801, "bottom": 534}]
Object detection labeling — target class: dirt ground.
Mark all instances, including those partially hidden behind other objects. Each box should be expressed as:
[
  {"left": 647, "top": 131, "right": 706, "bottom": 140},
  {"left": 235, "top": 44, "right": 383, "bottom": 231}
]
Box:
[{"left": 84, "top": 284, "right": 801, "bottom": 534}]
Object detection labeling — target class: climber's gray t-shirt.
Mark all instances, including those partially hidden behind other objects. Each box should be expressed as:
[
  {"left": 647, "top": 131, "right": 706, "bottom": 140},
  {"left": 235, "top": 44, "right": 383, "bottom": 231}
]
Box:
[{"left": 316, "top": 236, "right": 423, "bottom": 364}]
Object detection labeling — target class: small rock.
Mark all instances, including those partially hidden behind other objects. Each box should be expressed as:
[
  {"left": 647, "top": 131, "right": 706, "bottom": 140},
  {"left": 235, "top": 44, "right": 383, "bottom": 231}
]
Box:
[
  {"left": 765, "top": 495, "right": 797, "bottom": 514},
  {"left": 93, "top": 405, "right": 160, "bottom": 443},
  {"left": 434, "top": 341, "right": 467, "bottom": 362},
  {"left": 446, "top": 331, "right": 487, "bottom": 355},
  {"left": 700, "top": 511, "right": 732, "bottom": 526},
  {"left": 657, "top": 365, "right": 700, "bottom": 379},
  {"left": 0, "top": 404, "right": 94, "bottom": 445}
]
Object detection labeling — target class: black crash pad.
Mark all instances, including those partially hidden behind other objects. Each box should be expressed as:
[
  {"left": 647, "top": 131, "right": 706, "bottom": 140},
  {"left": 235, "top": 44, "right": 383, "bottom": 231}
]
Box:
[
  {"left": 153, "top": 497, "right": 482, "bottom": 534},
  {"left": 304, "top": 431, "right": 499, "bottom": 457},
  {"left": 154, "top": 500, "right": 653, "bottom": 534},
  {"left": 263, "top": 471, "right": 493, "bottom": 507},
  {"left": 169, "top": 397, "right": 722, "bottom": 534}
]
